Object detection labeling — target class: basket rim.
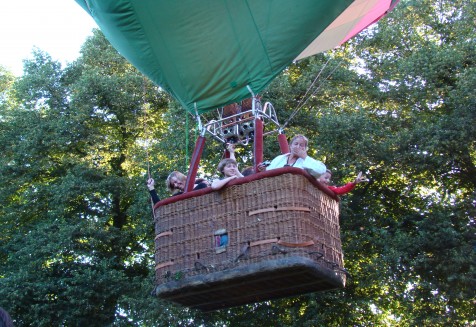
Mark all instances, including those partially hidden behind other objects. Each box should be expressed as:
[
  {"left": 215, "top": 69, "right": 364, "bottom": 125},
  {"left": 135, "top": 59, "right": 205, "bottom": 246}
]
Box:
[{"left": 154, "top": 167, "right": 339, "bottom": 209}]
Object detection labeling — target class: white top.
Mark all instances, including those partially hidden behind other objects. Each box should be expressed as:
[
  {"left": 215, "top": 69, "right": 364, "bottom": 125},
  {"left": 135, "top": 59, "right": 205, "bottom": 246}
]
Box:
[{"left": 267, "top": 153, "right": 326, "bottom": 178}]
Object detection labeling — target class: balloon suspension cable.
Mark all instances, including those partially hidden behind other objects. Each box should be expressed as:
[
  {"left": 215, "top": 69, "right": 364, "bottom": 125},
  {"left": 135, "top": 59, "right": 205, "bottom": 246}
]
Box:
[
  {"left": 246, "top": 85, "right": 257, "bottom": 115},
  {"left": 282, "top": 55, "right": 343, "bottom": 129},
  {"left": 194, "top": 102, "right": 205, "bottom": 136},
  {"left": 246, "top": 85, "right": 255, "bottom": 96},
  {"left": 185, "top": 110, "right": 189, "bottom": 166}
]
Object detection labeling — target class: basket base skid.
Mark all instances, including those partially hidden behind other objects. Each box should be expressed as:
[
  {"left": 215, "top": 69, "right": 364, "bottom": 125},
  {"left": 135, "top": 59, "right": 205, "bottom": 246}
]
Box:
[{"left": 155, "top": 256, "right": 345, "bottom": 311}]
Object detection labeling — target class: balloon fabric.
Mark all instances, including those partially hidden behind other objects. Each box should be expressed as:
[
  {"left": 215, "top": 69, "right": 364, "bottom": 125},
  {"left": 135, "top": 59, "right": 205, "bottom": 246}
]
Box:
[{"left": 75, "top": 0, "right": 399, "bottom": 114}]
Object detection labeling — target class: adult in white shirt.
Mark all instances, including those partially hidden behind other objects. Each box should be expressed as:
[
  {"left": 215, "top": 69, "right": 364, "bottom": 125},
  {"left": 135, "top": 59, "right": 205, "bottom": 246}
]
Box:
[{"left": 257, "top": 134, "right": 326, "bottom": 178}]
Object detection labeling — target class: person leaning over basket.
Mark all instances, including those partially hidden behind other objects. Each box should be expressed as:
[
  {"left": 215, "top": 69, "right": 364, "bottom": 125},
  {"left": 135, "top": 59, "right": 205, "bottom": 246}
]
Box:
[
  {"left": 256, "top": 134, "right": 326, "bottom": 178},
  {"left": 317, "top": 169, "right": 368, "bottom": 195},
  {"left": 147, "top": 171, "right": 209, "bottom": 204},
  {"left": 211, "top": 157, "right": 244, "bottom": 190}
]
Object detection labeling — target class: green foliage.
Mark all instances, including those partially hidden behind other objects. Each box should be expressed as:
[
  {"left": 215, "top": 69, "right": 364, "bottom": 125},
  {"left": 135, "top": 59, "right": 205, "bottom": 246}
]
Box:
[
  {"left": 0, "top": 0, "right": 475, "bottom": 325},
  {"left": 0, "top": 31, "right": 174, "bottom": 326}
]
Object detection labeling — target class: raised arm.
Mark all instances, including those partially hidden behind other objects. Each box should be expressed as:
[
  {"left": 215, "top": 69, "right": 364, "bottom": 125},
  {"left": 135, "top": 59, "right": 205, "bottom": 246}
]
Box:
[
  {"left": 147, "top": 178, "right": 161, "bottom": 204},
  {"left": 227, "top": 143, "right": 237, "bottom": 161}
]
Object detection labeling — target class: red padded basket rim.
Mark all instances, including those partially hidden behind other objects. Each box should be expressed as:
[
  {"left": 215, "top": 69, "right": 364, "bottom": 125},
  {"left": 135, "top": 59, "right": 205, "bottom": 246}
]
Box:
[{"left": 154, "top": 167, "right": 339, "bottom": 209}]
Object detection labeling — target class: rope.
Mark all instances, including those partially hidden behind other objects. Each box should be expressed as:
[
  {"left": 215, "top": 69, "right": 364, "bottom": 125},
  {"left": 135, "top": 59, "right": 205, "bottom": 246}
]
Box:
[
  {"left": 144, "top": 119, "right": 151, "bottom": 180},
  {"left": 141, "top": 77, "right": 156, "bottom": 220},
  {"left": 282, "top": 56, "right": 343, "bottom": 129}
]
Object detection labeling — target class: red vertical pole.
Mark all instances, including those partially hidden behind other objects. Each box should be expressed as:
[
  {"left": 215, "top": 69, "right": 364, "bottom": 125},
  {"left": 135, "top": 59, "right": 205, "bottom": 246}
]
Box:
[
  {"left": 278, "top": 133, "right": 289, "bottom": 154},
  {"left": 253, "top": 118, "right": 264, "bottom": 172},
  {"left": 185, "top": 135, "right": 206, "bottom": 192}
]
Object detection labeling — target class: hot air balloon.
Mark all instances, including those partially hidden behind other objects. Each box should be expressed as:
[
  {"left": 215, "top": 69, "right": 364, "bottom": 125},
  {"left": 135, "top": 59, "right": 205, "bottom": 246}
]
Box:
[{"left": 75, "top": 0, "right": 399, "bottom": 311}]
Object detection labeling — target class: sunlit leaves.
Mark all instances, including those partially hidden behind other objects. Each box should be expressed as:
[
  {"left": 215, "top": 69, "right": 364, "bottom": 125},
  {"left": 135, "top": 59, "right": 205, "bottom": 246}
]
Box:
[{"left": 0, "top": 0, "right": 475, "bottom": 325}]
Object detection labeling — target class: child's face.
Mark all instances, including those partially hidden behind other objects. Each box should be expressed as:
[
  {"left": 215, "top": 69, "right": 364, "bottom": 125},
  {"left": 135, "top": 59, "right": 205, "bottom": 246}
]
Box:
[
  {"left": 317, "top": 172, "right": 332, "bottom": 185},
  {"left": 223, "top": 163, "right": 239, "bottom": 177}
]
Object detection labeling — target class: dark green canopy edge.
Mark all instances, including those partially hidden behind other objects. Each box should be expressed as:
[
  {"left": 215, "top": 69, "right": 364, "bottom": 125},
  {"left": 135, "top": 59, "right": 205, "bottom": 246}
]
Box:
[{"left": 75, "top": 0, "right": 352, "bottom": 114}]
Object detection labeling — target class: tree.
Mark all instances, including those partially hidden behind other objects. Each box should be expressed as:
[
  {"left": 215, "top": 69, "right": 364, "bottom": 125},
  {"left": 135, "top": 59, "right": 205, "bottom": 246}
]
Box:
[
  {"left": 269, "top": 0, "right": 475, "bottom": 325},
  {"left": 0, "top": 31, "right": 176, "bottom": 325},
  {"left": 1, "top": 0, "right": 474, "bottom": 325}
]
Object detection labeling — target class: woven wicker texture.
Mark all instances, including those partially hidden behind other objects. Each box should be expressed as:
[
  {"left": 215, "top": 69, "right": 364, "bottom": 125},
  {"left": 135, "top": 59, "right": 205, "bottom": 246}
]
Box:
[{"left": 154, "top": 171, "right": 345, "bottom": 310}]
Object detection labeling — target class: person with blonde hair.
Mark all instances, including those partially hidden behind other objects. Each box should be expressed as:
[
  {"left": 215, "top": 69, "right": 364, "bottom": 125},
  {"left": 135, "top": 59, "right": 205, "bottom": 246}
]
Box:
[
  {"left": 257, "top": 134, "right": 326, "bottom": 177},
  {"left": 147, "top": 171, "right": 209, "bottom": 204}
]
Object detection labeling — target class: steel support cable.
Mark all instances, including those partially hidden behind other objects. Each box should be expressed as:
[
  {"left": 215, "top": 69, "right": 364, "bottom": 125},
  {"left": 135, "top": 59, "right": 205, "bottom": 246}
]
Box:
[{"left": 282, "top": 57, "right": 343, "bottom": 130}]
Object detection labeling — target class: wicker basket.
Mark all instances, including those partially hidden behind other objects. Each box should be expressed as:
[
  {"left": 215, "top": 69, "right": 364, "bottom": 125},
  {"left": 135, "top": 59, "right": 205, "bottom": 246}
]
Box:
[{"left": 153, "top": 167, "right": 346, "bottom": 311}]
